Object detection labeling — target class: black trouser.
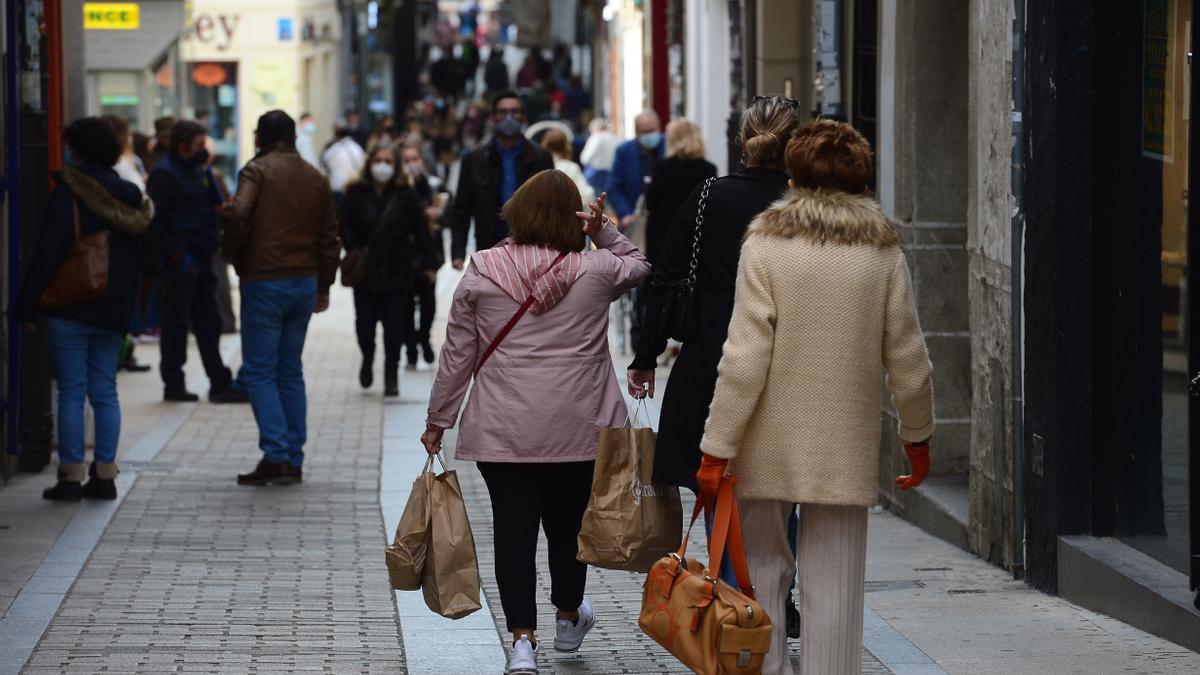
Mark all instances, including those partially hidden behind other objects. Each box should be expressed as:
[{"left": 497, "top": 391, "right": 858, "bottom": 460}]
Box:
[
  {"left": 402, "top": 274, "right": 436, "bottom": 356},
  {"left": 160, "top": 256, "right": 232, "bottom": 392},
  {"left": 477, "top": 460, "right": 595, "bottom": 632},
  {"left": 353, "top": 287, "right": 406, "bottom": 372}
]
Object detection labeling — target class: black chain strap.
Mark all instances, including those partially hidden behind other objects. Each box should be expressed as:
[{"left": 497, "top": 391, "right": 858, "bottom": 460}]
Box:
[{"left": 686, "top": 177, "right": 714, "bottom": 288}]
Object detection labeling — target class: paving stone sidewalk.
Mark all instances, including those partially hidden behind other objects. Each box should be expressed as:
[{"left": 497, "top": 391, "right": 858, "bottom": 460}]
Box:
[{"left": 22, "top": 297, "right": 404, "bottom": 673}]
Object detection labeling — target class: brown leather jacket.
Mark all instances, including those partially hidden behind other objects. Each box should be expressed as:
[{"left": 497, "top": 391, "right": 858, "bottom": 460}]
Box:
[{"left": 221, "top": 144, "right": 340, "bottom": 291}]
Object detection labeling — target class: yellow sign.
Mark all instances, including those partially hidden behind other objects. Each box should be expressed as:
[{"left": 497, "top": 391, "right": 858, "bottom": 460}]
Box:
[{"left": 83, "top": 3, "right": 141, "bottom": 30}]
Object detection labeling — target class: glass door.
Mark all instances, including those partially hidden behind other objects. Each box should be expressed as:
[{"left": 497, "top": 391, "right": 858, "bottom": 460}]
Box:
[{"left": 1122, "top": 0, "right": 1192, "bottom": 580}]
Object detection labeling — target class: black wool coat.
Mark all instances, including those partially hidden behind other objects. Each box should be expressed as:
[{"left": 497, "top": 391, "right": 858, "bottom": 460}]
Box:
[
  {"left": 643, "top": 157, "right": 718, "bottom": 264},
  {"left": 631, "top": 167, "right": 791, "bottom": 491}
]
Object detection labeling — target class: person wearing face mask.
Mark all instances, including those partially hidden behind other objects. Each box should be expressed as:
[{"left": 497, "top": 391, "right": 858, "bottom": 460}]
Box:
[
  {"left": 443, "top": 91, "right": 554, "bottom": 270},
  {"left": 146, "top": 119, "right": 246, "bottom": 404},
  {"left": 399, "top": 144, "right": 447, "bottom": 369},
  {"left": 605, "top": 109, "right": 665, "bottom": 231},
  {"left": 296, "top": 112, "right": 322, "bottom": 170},
  {"left": 339, "top": 145, "right": 440, "bottom": 395}
]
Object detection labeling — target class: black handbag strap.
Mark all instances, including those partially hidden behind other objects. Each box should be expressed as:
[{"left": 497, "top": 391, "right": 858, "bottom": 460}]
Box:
[{"left": 685, "top": 177, "right": 715, "bottom": 289}]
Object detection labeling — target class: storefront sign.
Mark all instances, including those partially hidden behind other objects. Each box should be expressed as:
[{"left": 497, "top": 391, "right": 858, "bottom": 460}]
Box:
[
  {"left": 191, "top": 13, "right": 240, "bottom": 51},
  {"left": 83, "top": 3, "right": 141, "bottom": 30}
]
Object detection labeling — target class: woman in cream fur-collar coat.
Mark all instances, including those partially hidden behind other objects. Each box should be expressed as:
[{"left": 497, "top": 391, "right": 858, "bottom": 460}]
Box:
[{"left": 698, "top": 120, "right": 934, "bottom": 675}]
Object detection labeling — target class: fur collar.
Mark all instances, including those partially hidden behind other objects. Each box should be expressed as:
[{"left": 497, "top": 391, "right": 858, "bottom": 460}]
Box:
[
  {"left": 60, "top": 167, "right": 154, "bottom": 235},
  {"left": 746, "top": 188, "right": 899, "bottom": 247}
]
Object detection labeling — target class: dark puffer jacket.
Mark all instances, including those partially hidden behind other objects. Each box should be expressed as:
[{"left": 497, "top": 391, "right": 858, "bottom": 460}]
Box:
[{"left": 16, "top": 164, "right": 153, "bottom": 332}]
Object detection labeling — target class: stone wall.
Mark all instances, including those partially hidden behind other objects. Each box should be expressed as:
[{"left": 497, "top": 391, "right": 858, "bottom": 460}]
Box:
[
  {"left": 876, "top": 0, "right": 972, "bottom": 510},
  {"left": 966, "top": 0, "right": 1015, "bottom": 568}
]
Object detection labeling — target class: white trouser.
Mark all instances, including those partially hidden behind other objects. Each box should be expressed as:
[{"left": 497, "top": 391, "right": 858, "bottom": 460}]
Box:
[{"left": 738, "top": 499, "right": 868, "bottom": 675}]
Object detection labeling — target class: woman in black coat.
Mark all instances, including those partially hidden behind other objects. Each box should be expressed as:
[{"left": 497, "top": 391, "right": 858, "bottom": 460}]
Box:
[
  {"left": 627, "top": 96, "right": 803, "bottom": 491},
  {"left": 16, "top": 117, "right": 153, "bottom": 502},
  {"left": 339, "top": 144, "right": 438, "bottom": 396},
  {"left": 642, "top": 119, "right": 717, "bottom": 264}
]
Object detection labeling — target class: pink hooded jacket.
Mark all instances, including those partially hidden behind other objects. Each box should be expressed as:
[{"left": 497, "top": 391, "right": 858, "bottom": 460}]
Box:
[{"left": 427, "top": 223, "right": 650, "bottom": 462}]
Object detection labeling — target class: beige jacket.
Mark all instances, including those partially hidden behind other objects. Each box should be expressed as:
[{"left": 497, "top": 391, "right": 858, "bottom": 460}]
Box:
[{"left": 699, "top": 188, "right": 934, "bottom": 506}]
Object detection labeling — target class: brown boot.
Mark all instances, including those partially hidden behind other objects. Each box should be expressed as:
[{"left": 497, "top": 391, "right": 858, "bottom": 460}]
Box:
[{"left": 237, "top": 458, "right": 300, "bottom": 486}]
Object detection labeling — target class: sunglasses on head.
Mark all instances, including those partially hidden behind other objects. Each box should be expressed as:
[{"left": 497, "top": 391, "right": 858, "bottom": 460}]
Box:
[{"left": 752, "top": 95, "right": 803, "bottom": 110}]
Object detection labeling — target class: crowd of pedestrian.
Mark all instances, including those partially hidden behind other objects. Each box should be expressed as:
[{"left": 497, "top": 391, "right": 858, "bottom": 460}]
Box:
[{"left": 16, "top": 16, "right": 936, "bottom": 672}]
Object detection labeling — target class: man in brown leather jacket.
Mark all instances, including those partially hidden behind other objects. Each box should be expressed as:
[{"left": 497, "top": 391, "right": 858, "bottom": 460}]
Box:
[{"left": 219, "top": 110, "right": 341, "bottom": 486}]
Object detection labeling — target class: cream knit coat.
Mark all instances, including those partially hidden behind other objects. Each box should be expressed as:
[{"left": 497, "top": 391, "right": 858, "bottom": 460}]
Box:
[{"left": 699, "top": 188, "right": 934, "bottom": 506}]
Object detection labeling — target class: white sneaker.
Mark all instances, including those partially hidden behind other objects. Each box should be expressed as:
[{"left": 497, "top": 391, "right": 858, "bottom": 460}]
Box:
[
  {"left": 505, "top": 634, "right": 538, "bottom": 674},
  {"left": 553, "top": 598, "right": 596, "bottom": 652}
]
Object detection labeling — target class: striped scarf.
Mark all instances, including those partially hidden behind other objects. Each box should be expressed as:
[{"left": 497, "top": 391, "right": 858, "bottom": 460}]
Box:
[{"left": 473, "top": 242, "right": 584, "bottom": 314}]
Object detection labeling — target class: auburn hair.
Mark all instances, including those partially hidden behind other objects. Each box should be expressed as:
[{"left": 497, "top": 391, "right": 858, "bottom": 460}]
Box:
[
  {"left": 502, "top": 170, "right": 587, "bottom": 253},
  {"left": 786, "top": 119, "right": 873, "bottom": 194}
]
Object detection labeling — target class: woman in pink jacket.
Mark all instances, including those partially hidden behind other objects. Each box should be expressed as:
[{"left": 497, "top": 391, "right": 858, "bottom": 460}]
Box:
[{"left": 420, "top": 169, "right": 649, "bottom": 675}]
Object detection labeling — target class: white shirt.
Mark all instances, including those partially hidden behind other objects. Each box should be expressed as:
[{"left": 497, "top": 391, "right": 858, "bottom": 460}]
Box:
[
  {"left": 296, "top": 130, "right": 322, "bottom": 172},
  {"left": 113, "top": 154, "right": 146, "bottom": 194},
  {"left": 580, "top": 131, "right": 620, "bottom": 171},
  {"left": 553, "top": 156, "right": 595, "bottom": 207},
  {"left": 322, "top": 137, "right": 366, "bottom": 193}
]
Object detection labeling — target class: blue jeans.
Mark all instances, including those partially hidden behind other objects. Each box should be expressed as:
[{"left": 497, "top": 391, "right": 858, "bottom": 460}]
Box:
[
  {"left": 46, "top": 318, "right": 122, "bottom": 466},
  {"left": 240, "top": 277, "right": 316, "bottom": 467}
]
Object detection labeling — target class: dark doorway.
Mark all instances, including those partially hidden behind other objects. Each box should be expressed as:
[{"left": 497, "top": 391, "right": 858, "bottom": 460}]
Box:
[{"left": 851, "top": 0, "right": 877, "bottom": 185}]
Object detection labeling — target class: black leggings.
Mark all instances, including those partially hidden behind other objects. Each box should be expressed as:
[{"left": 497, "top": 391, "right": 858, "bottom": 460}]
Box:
[{"left": 477, "top": 460, "right": 595, "bottom": 632}]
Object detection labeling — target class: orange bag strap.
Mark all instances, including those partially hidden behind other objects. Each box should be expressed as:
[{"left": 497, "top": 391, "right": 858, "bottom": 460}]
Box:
[{"left": 707, "top": 477, "right": 755, "bottom": 599}]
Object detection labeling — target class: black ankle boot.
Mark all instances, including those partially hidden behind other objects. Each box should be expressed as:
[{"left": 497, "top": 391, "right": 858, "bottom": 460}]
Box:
[
  {"left": 421, "top": 341, "right": 435, "bottom": 364},
  {"left": 43, "top": 480, "right": 82, "bottom": 502},
  {"left": 360, "top": 352, "right": 374, "bottom": 389},
  {"left": 384, "top": 370, "right": 399, "bottom": 397}
]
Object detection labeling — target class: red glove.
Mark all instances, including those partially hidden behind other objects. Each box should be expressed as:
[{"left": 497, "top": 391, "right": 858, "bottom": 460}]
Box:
[
  {"left": 895, "top": 442, "right": 931, "bottom": 490},
  {"left": 696, "top": 454, "right": 728, "bottom": 499}
]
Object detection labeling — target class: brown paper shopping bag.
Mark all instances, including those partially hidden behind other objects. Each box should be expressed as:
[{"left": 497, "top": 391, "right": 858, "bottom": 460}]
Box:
[
  {"left": 577, "top": 401, "right": 683, "bottom": 572},
  {"left": 421, "top": 455, "right": 483, "bottom": 619},
  {"left": 385, "top": 456, "right": 435, "bottom": 591}
]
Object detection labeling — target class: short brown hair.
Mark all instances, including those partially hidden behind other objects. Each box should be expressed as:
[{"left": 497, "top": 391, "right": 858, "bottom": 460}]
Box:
[
  {"left": 786, "top": 119, "right": 873, "bottom": 194},
  {"left": 502, "top": 170, "right": 586, "bottom": 253}
]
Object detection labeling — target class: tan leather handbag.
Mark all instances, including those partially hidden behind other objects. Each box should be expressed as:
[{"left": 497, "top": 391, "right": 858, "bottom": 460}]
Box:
[
  {"left": 38, "top": 199, "right": 110, "bottom": 309},
  {"left": 639, "top": 476, "right": 773, "bottom": 674}
]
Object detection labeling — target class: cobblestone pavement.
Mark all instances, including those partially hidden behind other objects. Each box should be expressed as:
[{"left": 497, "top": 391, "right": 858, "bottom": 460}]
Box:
[{"left": 23, "top": 297, "right": 405, "bottom": 673}]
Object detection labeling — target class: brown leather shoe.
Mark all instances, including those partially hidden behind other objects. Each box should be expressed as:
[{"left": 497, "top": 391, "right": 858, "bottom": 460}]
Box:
[{"left": 237, "top": 459, "right": 300, "bottom": 486}]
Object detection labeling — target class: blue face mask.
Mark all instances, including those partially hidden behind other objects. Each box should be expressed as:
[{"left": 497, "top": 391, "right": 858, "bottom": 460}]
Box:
[
  {"left": 637, "top": 131, "right": 663, "bottom": 150},
  {"left": 495, "top": 115, "right": 524, "bottom": 139}
]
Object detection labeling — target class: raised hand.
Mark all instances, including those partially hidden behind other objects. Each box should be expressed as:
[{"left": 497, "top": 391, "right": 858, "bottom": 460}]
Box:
[{"left": 576, "top": 192, "right": 609, "bottom": 238}]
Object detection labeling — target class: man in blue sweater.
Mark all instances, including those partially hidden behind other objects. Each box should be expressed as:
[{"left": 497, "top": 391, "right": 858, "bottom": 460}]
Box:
[{"left": 605, "top": 110, "right": 664, "bottom": 229}]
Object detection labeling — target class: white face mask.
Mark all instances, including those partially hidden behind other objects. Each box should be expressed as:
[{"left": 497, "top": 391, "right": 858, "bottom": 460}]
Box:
[{"left": 370, "top": 161, "right": 395, "bottom": 184}]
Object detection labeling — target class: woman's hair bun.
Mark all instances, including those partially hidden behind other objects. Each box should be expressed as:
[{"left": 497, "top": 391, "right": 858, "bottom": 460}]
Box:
[{"left": 743, "top": 132, "right": 783, "bottom": 163}]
